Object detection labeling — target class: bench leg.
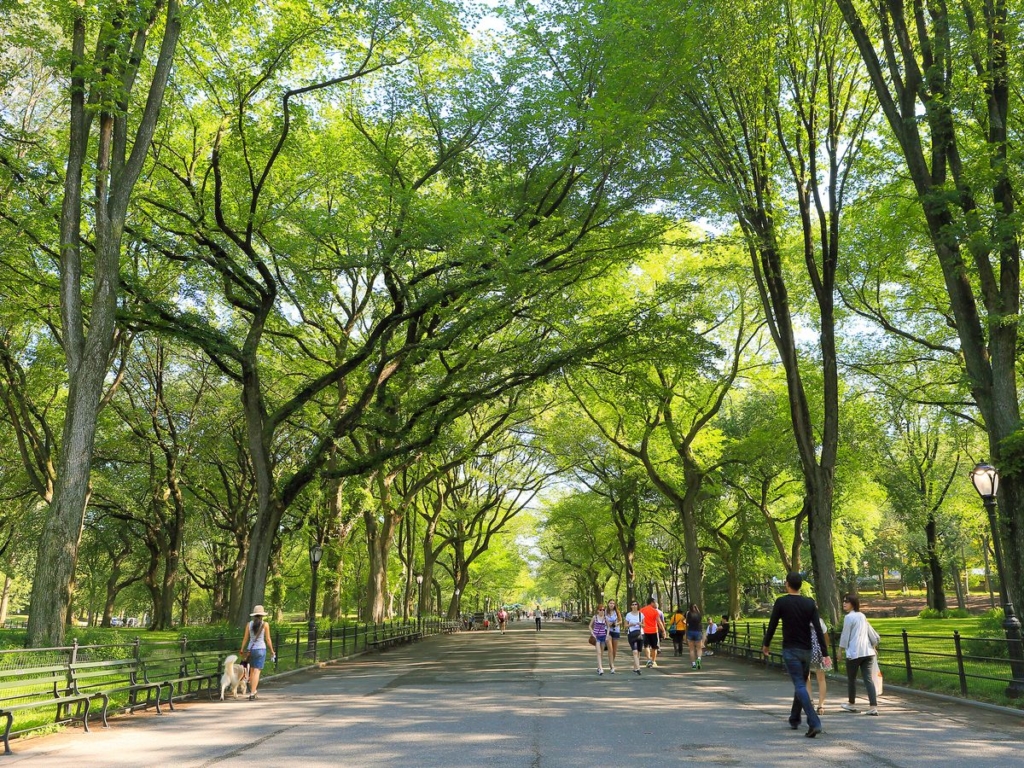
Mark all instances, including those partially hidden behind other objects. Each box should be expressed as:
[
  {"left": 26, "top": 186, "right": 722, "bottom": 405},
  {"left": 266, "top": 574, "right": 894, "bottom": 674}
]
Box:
[
  {"left": 1, "top": 713, "right": 12, "bottom": 755},
  {"left": 81, "top": 699, "right": 91, "bottom": 733},
  {"left": 161, "top": 682, "right": 175, "bottom": 712},
  {"left": 98, "top": 694, "right": 110, "bottom": 728}
]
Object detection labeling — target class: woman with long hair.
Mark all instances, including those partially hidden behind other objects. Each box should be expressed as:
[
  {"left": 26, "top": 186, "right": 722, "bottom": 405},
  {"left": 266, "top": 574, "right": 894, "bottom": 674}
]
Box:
[
  {"left": 605, "top": 599, "right": 621, "bottom": 673},
  {"left": 588, "top": 604, "right": 610, "bottom": 676},
  {"left": 239, "top": 605, "right": 276, "bottom": 700},
  {"left": 685, "top": 603, "right": 704, "bottom": 670}
]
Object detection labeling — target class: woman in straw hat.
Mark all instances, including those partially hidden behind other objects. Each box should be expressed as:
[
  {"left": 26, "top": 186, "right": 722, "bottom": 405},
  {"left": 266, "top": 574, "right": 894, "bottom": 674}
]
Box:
[{"left": 240, "top": 605, "right": 276, "bottom": 700}]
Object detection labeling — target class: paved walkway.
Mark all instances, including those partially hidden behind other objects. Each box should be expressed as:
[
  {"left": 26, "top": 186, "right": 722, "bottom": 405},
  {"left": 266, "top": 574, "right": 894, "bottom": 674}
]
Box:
[{"left": 8, "top": 621, "right": 1022, "bottom": 766}]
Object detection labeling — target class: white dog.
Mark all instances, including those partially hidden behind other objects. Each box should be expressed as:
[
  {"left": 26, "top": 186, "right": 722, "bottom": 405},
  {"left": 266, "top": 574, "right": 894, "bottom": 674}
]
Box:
[{"left": 219, "top": 654, "right": 247, "bottom": 700}]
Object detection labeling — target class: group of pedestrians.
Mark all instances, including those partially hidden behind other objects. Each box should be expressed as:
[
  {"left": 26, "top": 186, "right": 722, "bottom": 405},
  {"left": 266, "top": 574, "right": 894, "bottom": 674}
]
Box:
[
  {"left": 590, "top": 597, "right": 711, "bottom": 676},
  {"left": 761, "top": 572, "right": 881, "bottom": 740},
  {"left": 583, "top": 571, "right": 882, "bottom": 742}
]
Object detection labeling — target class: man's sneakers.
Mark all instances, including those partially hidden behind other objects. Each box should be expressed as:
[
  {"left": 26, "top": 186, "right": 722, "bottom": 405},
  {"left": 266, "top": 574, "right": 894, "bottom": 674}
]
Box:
[
  {"left": 633, "top": 669, "right": 641, "bottom": 676},
  {"left": 805, "top": 726, "right": 822, "bottom": 738},
  {"left": 841, "top": 703, "right": 859, "bottom": 713},
  {"left": 865, "top": 708, "right": 878, "bottom": 716}
]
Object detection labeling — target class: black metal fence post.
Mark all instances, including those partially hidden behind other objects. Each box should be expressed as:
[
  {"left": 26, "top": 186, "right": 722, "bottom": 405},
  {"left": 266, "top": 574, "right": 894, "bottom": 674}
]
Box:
[
  {"left": 294, "top": 628, "right": 300, "bottom": 666},
  {"left": 902, "top": 629, "right": 913, "bottom": 684},
  {"left": 953, "top": 631, "right": 968, "bottom": 697}
]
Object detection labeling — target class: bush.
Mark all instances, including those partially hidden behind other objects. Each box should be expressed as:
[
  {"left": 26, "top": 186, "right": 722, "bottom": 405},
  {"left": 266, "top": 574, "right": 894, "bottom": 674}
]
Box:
[
  {"left": 962, "top": 609, "right": 1009, "bottom": 659},
  {"left": 918, "top": 607, "right": 972, "bottom": 619}
]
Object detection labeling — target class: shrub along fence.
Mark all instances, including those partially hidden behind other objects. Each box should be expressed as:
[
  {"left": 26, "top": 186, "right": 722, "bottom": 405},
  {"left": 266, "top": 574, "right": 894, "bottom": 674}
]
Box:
[
  {"left": 0, "top": 618, "right": 458, "bottom": 749},
  {"left": 722, "top": 621, "right": 1024, "bottom": 707}
]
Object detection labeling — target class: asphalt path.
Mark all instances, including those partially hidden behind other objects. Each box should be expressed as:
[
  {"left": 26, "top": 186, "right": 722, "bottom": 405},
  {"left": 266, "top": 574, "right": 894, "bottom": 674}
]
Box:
[{"left": 9, "top": 619, "right": 1022, "bottom": 766}]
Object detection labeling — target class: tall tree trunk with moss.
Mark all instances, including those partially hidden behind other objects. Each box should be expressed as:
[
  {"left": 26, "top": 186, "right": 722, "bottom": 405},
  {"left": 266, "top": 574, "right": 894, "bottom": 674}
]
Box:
[{"left": 26, "top": 0, "right": 181, "bottom": 647}]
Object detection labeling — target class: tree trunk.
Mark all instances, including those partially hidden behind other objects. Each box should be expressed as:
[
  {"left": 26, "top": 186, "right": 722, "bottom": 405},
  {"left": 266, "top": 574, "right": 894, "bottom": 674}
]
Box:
[
  {"left": 25, "top": 0, "right": 182, "bottom": 648},
  {"left": 925, "top": 517, "right": 947, "bottom": 611},
  {"left": 0, "top": 574, "right": 11, "bottom": 626}
]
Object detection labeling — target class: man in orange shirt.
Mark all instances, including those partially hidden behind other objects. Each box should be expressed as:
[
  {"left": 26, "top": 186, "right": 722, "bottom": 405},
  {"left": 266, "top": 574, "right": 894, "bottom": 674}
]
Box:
[{"left": 639, "top": 597, "right": 667, "bottom": 668}]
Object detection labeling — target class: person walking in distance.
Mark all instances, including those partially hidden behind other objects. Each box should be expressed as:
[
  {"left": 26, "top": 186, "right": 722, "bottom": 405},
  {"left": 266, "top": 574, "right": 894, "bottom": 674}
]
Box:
[
  {"left": 589, "top": 605, "right": 610, "bottom": 676},
  {"left": 685, "top": 603, "right": 704, "bottom": 670},
  {"left": 669, "top": 605, "right": 686, "bottom": 657},
  {"left": 760, "top": 573, "right": 830, "bottom": 738},
  {"left": 639, "top": 597, "right": 666, "bottom": 668},
  {"left": 240, "top": 605, "right": 276, "bottom": 701},
  {"left": 838, "top": 594, "right": 880, "bottom": 715},
  {"left": 497, "top": 607, "right": 508, "bottom": 634},
  {"left": 605, "top": 599, "right": 622, "bottom": 673},
  {"left": 624, "top": 600, "right": 645, "bottom": 675}
]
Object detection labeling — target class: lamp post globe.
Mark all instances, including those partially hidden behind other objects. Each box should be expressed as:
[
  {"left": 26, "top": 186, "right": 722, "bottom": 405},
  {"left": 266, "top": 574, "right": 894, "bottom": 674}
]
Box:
[
  {"left": 415, "top": 574, "right": 424, "bottom": 628},
  {"left": 969, "top": 462, "right": 1024, "bottom": 698}
]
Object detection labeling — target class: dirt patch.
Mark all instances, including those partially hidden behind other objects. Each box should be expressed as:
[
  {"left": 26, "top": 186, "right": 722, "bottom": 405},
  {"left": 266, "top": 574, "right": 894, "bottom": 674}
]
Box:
[{"left": 858, "top": 592, "right": 999, "bottom": 618}]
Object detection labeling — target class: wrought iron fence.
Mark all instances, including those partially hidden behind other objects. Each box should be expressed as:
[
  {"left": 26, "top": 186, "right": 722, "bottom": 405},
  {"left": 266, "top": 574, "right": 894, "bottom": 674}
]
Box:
[{"left": 720, "top": 621, "right": 1024, "bottom": 704}]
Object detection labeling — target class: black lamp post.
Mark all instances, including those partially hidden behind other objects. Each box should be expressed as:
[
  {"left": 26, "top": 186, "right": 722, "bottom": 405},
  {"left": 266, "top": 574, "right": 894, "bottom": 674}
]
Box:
[
  {"left": 970, "top": 462, "right": 1024, "bottom": 698},
  {"left": 681, "top": 561, "right": 690, "bottom": 607},
  {"left": 308, "top": 544, "right": 323, "bottom": 649},
  {"left": 416, "top": 574, "right": 424, "bottom": 629}
]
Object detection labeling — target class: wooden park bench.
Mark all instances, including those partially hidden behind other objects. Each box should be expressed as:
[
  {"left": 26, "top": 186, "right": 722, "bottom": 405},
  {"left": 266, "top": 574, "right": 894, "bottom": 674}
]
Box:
[
  {"left": 136, "top": 647, "right": 219, "bottom": 711},
  {"left": 69, "top": 656, "right": 167, "bottom": 719},
  {"left": 0, "top": 661, "right": 107, "bottom": 755}
]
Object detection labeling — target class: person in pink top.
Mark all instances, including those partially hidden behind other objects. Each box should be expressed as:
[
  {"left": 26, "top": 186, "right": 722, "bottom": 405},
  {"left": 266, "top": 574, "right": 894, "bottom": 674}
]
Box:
[{"left": 589, "top": 605, "right": 610, "bottom": 676}]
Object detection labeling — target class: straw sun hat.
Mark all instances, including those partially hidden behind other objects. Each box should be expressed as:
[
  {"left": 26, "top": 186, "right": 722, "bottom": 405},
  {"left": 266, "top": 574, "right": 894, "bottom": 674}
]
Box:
[{"left": 250, "top": 604, "right": 268, "bottom": 617}]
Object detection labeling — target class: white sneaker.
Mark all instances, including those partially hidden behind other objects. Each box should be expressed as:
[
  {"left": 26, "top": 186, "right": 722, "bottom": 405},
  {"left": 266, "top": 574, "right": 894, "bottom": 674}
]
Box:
[
  {"left": 598, "top": 669, "right": 604, "bottom": 676},
  {"left": 609, "top": 667, "right": 616, "bottom": 674},
  {"left": 841, "top": 703, "right": 859, "bottom": 713},
  {"left": 865, "top": 708, "right": 878, "bottom": 716}
]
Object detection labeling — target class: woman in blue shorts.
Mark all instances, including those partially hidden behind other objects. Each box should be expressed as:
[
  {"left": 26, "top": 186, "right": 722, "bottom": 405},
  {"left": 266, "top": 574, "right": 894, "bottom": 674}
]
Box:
[
  {"left": 685, "top": 603, "right": 704, "bottom": 670},
  {"left": 624, "top": 600, "right": 644, "bottom": 675}
]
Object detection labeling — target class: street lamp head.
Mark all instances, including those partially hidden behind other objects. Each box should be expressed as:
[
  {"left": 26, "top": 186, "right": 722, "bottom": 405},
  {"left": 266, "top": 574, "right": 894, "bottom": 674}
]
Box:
[
  {"left": 309, "top": 544, "right": 323, "bottom": 565},
  {"left": 682, "top": 561, "right": 690, "bottom": 577},
  {"left": 416, "top": 574, "right": 424, "bottom": 585},
  {"left": 970, "top": 462, "right": 999, "bottom": 500}
]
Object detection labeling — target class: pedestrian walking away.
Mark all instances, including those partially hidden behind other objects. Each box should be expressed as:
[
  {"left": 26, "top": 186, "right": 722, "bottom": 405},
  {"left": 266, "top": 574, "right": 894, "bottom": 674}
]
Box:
[
  {"left": 639, "top": 597, "right": 666, "bottom": 668},
  {"left": 240, "top": 604, "right": 276, "bottom": 701},
  {"left": 535, "top": 610, "right": 542, "bottom": 631},
  {"left": 838, "top": 594, "right": 880, "bottom": 716},
  {"left": 497, "top": 607, "right": 508, "bottom": 634},
  {"left": 589, "top": 605, "right": 610, "bottom": 675},
  {"left": 669, "top": 605, "right": 686, "bottom": 657},
  {"left": 760, "top": 573, "right": 830, "bottom": 738},
  {"left": 624, "top": 600, "right": 645, "bottom": 675},
  {"left": 605, "top": 599, "right": 621, "bottom": 673},
  {"left": 685, "top": 603, "right": 704, "bottom": 670}
]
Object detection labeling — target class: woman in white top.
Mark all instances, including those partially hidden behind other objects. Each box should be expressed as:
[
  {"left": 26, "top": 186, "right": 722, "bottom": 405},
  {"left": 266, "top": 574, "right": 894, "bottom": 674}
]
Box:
[
  {"left": 838, "top": 594, "right": 880, "bottom": 714},
  {"left": 623, "top": 600, "right": 645, "bottom": 675},
  {"left": 605, "top": 599, "right": 621, "bottom": 674}
]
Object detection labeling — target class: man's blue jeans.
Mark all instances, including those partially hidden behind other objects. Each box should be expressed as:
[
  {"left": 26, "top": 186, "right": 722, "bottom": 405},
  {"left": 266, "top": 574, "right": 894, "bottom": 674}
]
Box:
[{"left": 782, "top": 648, "right": 821, "bottom": 730}]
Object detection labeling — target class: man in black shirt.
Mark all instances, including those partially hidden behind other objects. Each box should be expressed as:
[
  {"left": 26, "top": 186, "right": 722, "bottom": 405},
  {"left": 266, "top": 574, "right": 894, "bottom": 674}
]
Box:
[{"left": 761, "top": 572, "right": 830, "bottom": 738}]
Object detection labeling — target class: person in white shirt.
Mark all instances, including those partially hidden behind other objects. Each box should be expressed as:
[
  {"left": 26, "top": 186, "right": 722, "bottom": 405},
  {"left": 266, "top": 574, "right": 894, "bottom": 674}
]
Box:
[
  {"left": 623, "top": 600, "right": 645, "bottom": 675},
  {"left": 704, "top": 618, "right": 718, "bottom": 655},
  {"left": 838, "top": 594, "right": 880, "bottom": 715}
]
